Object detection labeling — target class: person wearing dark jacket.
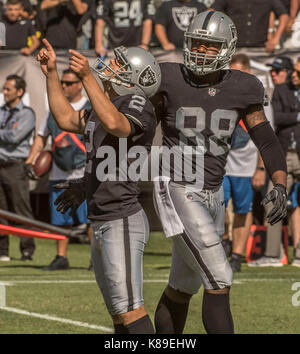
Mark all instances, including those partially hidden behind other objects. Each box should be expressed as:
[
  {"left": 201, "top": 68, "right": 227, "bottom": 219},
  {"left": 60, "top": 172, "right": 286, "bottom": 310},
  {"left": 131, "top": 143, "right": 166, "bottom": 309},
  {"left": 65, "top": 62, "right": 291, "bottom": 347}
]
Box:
[{"left": 269, "top": 56, "right": 300, "bottom": 267}]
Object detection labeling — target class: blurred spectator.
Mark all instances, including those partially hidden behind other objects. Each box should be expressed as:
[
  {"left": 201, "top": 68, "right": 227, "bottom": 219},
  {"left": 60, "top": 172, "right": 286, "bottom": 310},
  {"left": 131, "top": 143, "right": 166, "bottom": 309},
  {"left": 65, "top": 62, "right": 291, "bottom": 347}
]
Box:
[
  {"left": 248, "top": 55, "right": 295, "bottom": 268},
  {"left": 0, "top": 74, "right": 36, "bottom": 262},
  {"left": 0, "top": 0, "right": 35, "bottom": 19},
  {"left": 20, "top": 0, "right": 36, "bottom": 19},
  {"left": 76, "top": 0, "right": 95, "bottom": 50},
  {"left": 222, "top": 53, "right": 266, "bottom": 272},
  {"left": 155, "top": 0, "right": 207, "bottom": 51},
  {"left": 38, "top": 0, "right": 92, "bottom": 50},
  {"left": 2, "top": 0, "right": 40, "bottom": 55},
  {"left": 210, "top": 0, "right": 288, "bottom": 53},
  {"left": 267, "top": 55, "right": 294, "bottom": 86},
  {"left": 269, "top": 0, "right": 299, "bottom": 37},
  {"left": 94, "top": 0, "right": 156, "bottom": 58},
  {"left": 25, "top": 69, "right": 91, "bottom": 271}
]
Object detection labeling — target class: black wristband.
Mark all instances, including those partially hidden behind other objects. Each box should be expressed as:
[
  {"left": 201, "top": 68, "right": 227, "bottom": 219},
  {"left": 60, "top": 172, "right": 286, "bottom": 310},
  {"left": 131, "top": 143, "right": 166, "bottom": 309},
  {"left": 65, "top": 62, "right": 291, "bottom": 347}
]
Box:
[{"left": 256, "top": 167, "right": 265, "bottom": 171}]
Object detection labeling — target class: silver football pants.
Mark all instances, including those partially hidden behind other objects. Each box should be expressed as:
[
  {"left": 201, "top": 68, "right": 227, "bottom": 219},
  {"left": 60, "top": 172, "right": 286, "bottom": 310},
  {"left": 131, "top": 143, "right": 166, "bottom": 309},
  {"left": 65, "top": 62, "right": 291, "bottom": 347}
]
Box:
[
  {"left": 91, "top": 209, "right": 149, "bottom": 316},
  {"left": 155, "top": 182, "right": 233, "bottom": 293}
]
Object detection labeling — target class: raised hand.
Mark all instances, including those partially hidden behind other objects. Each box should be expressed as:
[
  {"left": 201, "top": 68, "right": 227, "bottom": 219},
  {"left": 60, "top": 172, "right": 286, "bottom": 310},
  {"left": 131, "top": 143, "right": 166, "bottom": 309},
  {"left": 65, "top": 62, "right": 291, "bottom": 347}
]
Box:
[
  {"left": 36, "top": 38, "right": 57, "bottom": 77},
  {"left": 68, "top": 49, "right": 92, "bottom": 80}
]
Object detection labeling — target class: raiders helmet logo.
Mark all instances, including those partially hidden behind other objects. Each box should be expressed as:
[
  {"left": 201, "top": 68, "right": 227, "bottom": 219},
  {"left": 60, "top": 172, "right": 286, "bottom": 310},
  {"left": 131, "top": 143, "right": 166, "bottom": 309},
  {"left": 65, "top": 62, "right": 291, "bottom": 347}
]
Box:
[
  {"left": 172, "top": 6, "right": 198, "bottom": 32},
  {"left": 138, "top": 65, "right": 157, "bottom": 87}
]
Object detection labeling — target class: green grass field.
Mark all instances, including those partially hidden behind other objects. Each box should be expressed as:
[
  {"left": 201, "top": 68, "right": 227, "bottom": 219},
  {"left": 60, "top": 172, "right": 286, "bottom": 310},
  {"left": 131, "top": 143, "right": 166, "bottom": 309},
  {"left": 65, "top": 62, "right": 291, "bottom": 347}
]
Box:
[{"left": 0, "top": 232, "right": 300, "bottom": 334}]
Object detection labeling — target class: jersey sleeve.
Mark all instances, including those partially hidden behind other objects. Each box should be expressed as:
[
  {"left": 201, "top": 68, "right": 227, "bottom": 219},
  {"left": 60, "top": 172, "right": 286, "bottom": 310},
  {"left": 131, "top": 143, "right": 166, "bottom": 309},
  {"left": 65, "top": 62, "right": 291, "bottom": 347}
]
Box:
[
  {"left": 143, "top": 0, "right": 156, "bottom": 21},
  {"left": 154, "top": 2, "right": 168, "bottom": 26},
  {"left": 272, "top": 0, "right": 288, "bottom": 17},
  {"left": 113, "top": 94, "right": 156, "bottom": 140},
  {"left": 96, "top": 0, "right": 109, "bottom": 20},
  {"left": 238, "top": 72, "right": 266, "bottom": 109}
]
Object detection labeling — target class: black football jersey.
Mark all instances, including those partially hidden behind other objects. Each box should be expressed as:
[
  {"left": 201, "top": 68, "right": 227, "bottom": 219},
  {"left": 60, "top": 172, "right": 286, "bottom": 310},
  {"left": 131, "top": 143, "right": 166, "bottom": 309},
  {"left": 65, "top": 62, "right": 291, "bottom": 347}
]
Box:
[
  {"left": 96, "top": 0, "right": 156, "bottom": 48},
  {"left": 84, "top": 94, "right": 156, "bottom": 221},
  {"left": 157, "top": 63, "right": 265, "bottom": 189},
  {"left": 155, "top": 0, "right": 207, "bottom": 48}
]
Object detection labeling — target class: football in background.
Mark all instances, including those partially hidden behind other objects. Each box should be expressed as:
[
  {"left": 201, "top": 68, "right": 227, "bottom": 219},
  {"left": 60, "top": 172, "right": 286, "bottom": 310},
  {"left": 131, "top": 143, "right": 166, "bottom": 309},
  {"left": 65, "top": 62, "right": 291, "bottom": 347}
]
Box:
[{"left": 33, "top": 151, "right": 52, "bottom": 177}]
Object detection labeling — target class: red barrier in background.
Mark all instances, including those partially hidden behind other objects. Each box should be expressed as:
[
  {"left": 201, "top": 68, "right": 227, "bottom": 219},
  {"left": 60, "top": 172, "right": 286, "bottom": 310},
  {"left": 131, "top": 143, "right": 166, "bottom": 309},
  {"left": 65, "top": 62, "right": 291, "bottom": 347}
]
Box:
[
  {"left": 246, "top": 225, "right": 288, "bottom": 264},
  {"left": 0, "top": 224, "right": 66, "bottom": 241}
]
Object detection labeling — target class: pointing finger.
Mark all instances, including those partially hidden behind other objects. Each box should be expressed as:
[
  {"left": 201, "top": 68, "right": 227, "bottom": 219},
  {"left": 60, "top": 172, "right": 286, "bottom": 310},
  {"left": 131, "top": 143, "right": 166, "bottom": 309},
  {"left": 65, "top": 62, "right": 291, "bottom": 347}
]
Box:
[{"left": 42, "top": 38, "right": 54, "bottom": 53}]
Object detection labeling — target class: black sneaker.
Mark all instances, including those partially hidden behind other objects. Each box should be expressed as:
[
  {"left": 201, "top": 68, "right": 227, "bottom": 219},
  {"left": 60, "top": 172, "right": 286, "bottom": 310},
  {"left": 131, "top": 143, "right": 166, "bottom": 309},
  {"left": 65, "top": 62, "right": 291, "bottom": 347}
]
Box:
[
  {"left": 43, "top": 255, "right": 70, "bottom": 271},
  {"left": 21, "top": 254, "right": 33, "bottom": 261}
]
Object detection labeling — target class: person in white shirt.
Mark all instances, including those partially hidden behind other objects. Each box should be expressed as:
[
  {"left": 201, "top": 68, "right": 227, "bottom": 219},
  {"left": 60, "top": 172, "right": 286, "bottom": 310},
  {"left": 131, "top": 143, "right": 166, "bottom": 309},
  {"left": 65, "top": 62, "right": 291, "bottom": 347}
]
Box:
[{"left": 25, "top": 69, "right": 91, "bottom": 271}]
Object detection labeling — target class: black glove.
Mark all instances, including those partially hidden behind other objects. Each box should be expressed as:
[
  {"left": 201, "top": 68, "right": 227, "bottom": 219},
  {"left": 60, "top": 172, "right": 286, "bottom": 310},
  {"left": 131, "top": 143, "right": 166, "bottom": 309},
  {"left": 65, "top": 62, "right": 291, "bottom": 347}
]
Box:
[
  {"left": 24, "top": 163, "right": 39, "bottom": 180},
  {"left": 261, "top": 184, "right": 287, "bottom": 225},
  {"left": 54, "top": 177, "right": 87, "bottom": 216}
]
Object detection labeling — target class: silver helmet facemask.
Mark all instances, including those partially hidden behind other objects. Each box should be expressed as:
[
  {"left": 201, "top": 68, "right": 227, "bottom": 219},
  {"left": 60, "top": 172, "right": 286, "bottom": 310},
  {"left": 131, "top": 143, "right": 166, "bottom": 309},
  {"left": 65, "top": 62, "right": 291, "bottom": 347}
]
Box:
[
  {"left": 183, "top": 11, "right": 237, "bottom": 75},
  {"left": 92, "top": 46, "right": 161, "bottom": 98}
]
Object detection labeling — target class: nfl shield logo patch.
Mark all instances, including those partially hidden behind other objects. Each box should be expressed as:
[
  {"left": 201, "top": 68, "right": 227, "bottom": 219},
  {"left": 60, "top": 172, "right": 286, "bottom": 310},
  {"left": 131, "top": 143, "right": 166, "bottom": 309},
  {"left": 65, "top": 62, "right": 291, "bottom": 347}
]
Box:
[{"left": 208, "top": 88, "right": 216, "bottom": 96}]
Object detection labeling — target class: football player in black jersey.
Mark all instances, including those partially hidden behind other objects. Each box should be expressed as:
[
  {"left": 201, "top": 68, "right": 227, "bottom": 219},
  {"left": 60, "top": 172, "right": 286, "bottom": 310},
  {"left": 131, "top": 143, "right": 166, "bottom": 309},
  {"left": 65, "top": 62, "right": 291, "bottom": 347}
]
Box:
[
  {"left": 36, "top": 38, "right": 161, "bottom": 334},
  {"left": 95, "top": 0, "right": 156, "bottom": 57},
  {"left": 151, "top": 11, "right": 288, "bottom": 334}
]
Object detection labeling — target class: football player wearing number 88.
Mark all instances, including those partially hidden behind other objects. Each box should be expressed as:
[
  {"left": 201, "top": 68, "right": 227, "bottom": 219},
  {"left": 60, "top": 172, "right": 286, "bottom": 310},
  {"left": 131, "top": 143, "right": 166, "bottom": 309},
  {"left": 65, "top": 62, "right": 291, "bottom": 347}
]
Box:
[
  {"left": 151, "top": 10, "right": 288, "bottom": 334},
  {"left": 36, "top": 38, "right": 161, "bottom": 334}
]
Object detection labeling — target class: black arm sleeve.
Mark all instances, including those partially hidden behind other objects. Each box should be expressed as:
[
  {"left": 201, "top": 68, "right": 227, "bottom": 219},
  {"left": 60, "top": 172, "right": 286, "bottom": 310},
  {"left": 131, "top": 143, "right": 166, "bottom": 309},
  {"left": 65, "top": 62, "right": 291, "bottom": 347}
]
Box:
[{"left": 248, "top": 121, "right": 287, "bottom": 177}]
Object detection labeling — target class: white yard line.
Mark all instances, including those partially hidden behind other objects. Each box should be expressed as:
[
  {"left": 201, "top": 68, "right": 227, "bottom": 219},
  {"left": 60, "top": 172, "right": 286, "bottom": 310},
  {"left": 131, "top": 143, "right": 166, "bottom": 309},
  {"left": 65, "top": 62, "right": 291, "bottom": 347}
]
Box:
[{"left": 0, "top": 305, "right": 113, "bottom": 333}]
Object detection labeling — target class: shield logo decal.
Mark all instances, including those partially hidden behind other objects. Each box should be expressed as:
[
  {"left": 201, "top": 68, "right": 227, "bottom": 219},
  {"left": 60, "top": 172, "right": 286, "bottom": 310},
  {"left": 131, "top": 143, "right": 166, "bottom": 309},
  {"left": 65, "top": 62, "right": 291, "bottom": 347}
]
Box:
[
  {"left": 172, "top": 6, "right": 198, "bottom": 31},
  {"left": 138, "top": 65, "right": 157, "bottom": 87}
]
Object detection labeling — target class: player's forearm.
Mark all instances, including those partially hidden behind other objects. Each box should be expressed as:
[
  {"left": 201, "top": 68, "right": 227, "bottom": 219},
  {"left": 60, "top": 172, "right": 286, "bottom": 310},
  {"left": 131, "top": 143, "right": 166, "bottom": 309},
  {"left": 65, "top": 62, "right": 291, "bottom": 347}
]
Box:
[
  {"left": 141, "top": 19, "right": 152, "bottom": 46},
  {"left": 290, "top": 0, "right": 299, "bottom": 20},
  {"left": 274, "top": 14, "right": 289, "bottom": 41},
  {"left": 28, "top": 36, "right": 40, "bottom": 53},
  {"left": 248, "top": 121, "right": 287, "bottom": 186},
  {"left": 94, "top": 19, "right": 105, "bottom": 48},
  {"left": 46, "top": 71, "right": 77, "bottom": 132},
  {"left": 155, "top": 24, "right": 171, "bottom": 47},
  {"left": 26, "top": 135, "right": 47, "bottom": 164},
  {"left": 81, "top": 73, "right": 130, "bottom": 137}
]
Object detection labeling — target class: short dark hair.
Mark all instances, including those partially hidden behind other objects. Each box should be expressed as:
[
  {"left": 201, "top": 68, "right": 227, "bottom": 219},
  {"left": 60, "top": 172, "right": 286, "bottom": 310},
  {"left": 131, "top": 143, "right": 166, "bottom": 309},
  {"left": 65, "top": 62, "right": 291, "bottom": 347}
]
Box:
[
  {"left": 6, "top": 74, "right": 26, "bottom": 97},
  {"left": 6, "top": 0, "right": 23, "bottom": 6},
  {"left": 230, "top": 53, "right": 250, "bottom": 70},
  {"left": 62, "top": 69, "right": 80, "bottom": 80}
]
